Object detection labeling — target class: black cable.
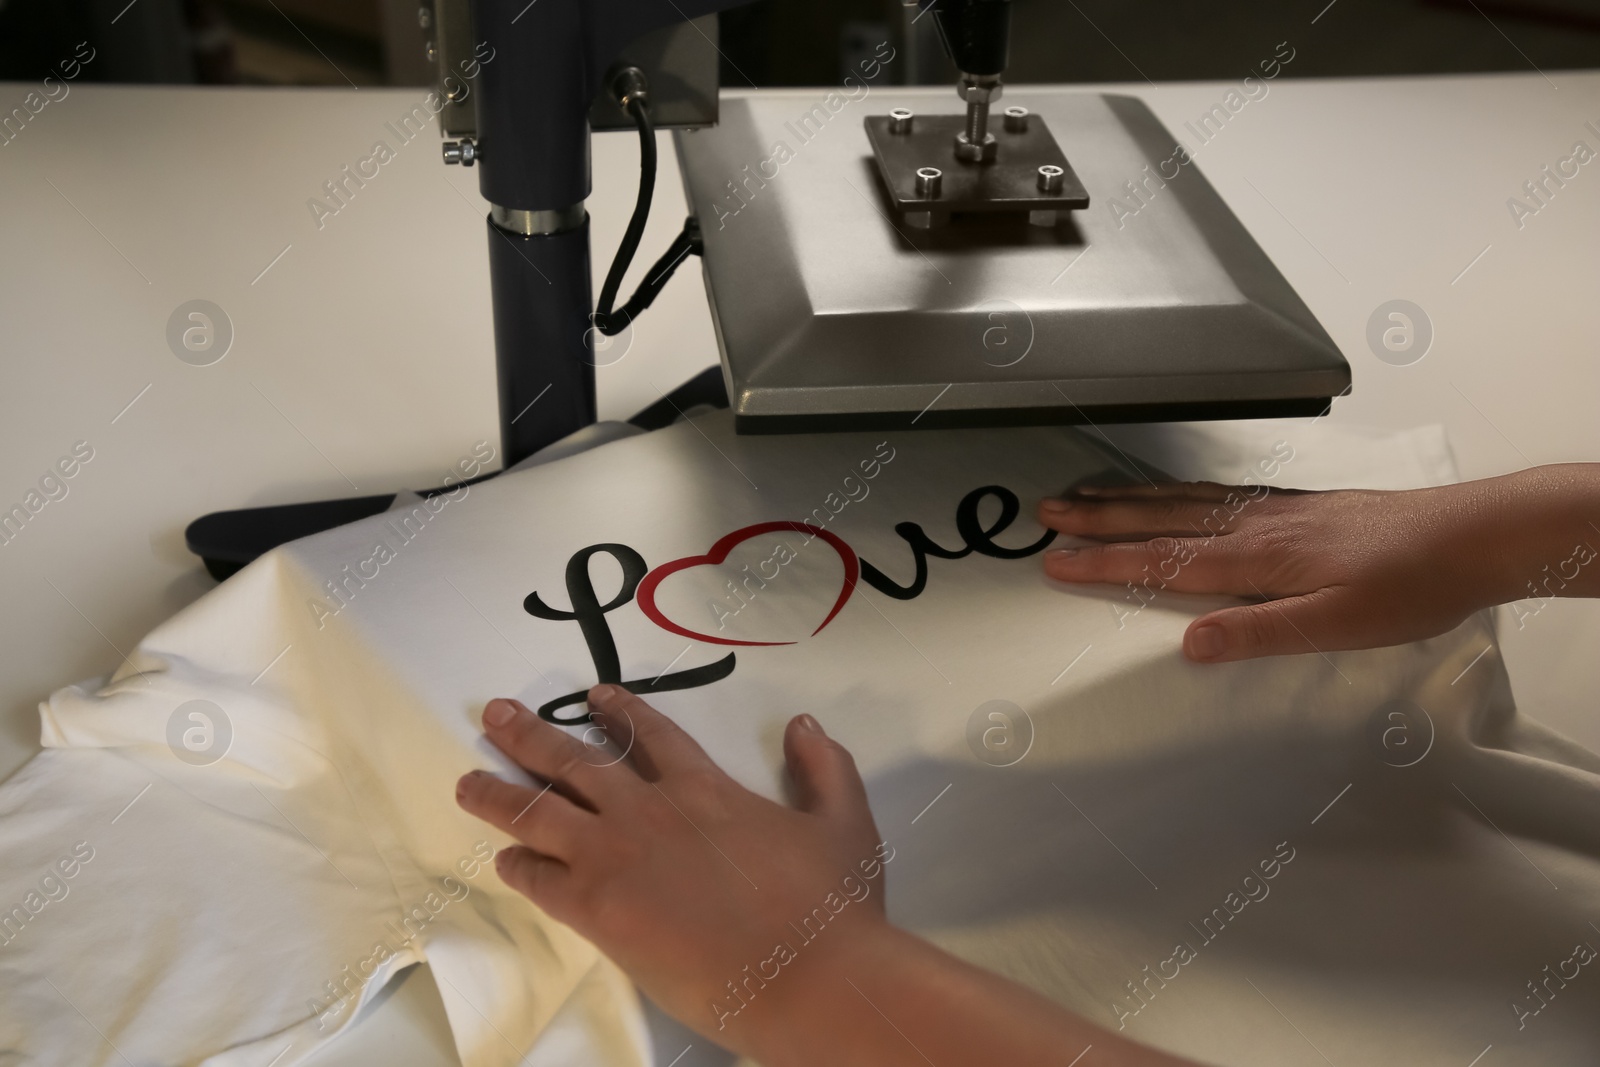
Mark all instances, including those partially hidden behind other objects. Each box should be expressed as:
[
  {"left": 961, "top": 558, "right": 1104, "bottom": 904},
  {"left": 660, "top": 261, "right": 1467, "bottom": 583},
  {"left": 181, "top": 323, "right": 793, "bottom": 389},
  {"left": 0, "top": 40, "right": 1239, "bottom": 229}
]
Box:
[
  {"left": 591, "top": 97, "right": 701, "bottom": 336},
  {"left": 607, "top": 216, "right": 701, "bottom": 328}
]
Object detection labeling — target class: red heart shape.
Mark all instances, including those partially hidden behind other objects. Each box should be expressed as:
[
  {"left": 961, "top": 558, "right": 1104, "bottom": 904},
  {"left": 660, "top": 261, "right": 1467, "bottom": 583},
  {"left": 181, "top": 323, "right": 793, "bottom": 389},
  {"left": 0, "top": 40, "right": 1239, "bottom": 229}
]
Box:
[{"left": 636, "top": 522, "right": 859, "bottom": 647}]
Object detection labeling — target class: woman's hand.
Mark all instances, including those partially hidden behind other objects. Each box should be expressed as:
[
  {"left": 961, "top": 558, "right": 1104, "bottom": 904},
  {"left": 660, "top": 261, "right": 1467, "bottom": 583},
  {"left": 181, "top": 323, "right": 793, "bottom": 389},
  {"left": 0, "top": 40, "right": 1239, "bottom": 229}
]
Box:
[
  {"left": 457, "top": 688, "right": 1195, "bottom": 1066},
  {"left": 455, "top": 685, "right": 889, "bottom": 1057},
  {"left": 1035, "top": 477, "right": 1534, "bottom": 663}
]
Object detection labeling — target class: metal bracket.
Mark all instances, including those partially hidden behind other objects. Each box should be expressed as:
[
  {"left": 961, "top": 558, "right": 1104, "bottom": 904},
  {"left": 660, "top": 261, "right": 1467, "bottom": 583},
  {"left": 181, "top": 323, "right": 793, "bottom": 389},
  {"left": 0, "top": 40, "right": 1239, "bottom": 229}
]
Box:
[{"left": 864, "top": 108, "right": 1089, "bottom": 228}]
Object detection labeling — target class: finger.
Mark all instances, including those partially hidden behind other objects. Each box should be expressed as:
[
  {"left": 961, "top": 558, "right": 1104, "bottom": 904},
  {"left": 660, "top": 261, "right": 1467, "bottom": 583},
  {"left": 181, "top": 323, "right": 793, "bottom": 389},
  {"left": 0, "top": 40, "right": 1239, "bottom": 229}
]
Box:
[
  {"left": 494, "top": 846, "right": 578, "bottom": 921},
  {"left": 1065, "top": 480, "right": 1236, "bottom": 502},
  {"left": 1184, "top": 589, "right": 1340, "bottom": 663},
  {"left": 1043, "top": 537, "right": 1242, "bottom": 593},
  {"left": 456, "top": 769, "right": 594, "bottom": 861},
  {"left": 783, "top": 714, "right": 872, "bottom": 825},
  {"left": 1038, "top": 494, "right": 1254, "bottom": 541},
  {"left": 481, "top": 698, "right": 634, "bottom": 810},
  {"left": 588, "top": 684, "right": 712, "bottom": 782}
]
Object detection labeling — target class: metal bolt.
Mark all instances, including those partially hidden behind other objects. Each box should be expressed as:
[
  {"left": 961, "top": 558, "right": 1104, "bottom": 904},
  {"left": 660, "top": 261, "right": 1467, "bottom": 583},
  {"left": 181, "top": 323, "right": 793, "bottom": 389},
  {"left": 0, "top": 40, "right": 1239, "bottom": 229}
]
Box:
[
  {"left": 417, "top": 5, "right": 431, "bottom": 29},
  {"left": 954, "top": 74, "right": 1002, "bottom": 162},
  {"left": 442, "top": 138, "right": 478, "bottom": 167},
  {"left": 887, "top": 108, "right": 914, "bottom": 134},
  {"left": 915, "top": 167, "right": 943, "bottom": 199},
  {"left": 1003, "top": 106, "right": 1029, "bottom": 133},
  {"left": 424, "top": 39, "right": 437, "bottom": 63},
  {"left": 965, "top": 100, "right": 990, "bottom": 148},
  {"left": 1037, "top": 165, "right": 1064, "bottom": 194}
]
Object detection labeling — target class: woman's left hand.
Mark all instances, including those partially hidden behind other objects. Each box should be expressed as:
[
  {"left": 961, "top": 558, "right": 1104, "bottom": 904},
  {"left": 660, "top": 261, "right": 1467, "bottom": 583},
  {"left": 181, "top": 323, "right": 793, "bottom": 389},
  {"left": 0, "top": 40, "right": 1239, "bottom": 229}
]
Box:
[{"left": 455, "top": 685, "right": 889, "bottom": 1056}]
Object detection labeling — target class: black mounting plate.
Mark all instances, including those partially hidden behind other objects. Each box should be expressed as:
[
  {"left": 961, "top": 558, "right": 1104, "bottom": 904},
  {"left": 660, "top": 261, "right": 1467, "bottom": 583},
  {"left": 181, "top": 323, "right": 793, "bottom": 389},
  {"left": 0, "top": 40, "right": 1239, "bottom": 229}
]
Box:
[{"left": 863, "top": 113, "right": 1090, "bottom": 214}]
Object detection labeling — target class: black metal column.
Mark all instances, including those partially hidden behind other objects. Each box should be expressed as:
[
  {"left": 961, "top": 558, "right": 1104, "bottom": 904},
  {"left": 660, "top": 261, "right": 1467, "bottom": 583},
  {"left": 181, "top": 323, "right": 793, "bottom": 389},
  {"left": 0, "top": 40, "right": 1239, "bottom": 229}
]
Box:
[{"left": 486, "top": 216, "right": 596, "bottom": 466}]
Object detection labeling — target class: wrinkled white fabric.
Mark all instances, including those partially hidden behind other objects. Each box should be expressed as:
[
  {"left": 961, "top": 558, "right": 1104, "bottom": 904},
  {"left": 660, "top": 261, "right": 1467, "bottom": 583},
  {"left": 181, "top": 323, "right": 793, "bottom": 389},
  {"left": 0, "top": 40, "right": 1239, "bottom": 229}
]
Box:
[{"left": 2, "top": 412, "right": 1597, "bottom": 1067}]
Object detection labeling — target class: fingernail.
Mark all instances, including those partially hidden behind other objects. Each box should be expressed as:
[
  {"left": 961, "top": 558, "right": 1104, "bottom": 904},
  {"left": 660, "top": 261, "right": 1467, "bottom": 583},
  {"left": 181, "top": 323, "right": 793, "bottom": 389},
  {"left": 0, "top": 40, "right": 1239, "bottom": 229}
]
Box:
[
  {"left": 483, "top": 699, "right": 519, "bottom": 727},
  {"left": 590, "top": 683, "right": 619, "bottom": 703},
  {"left": 456, "top": 770, "right": 482, "bottom": 798},
  {"left": 1039, "top": 498, "right": 1072, "bottom": 513},
  {"left": 1073, "top": 485, "right": 1104, "bottom": 496},
  {"left": 1188, "top": 624, "right": 1226, "bottom": 660},
  {"left": 795, "top": 713, "right": 824, "bottom": 736},
  {"left": 1045, "top": 547, "right": 1080, "bottom": 562}
]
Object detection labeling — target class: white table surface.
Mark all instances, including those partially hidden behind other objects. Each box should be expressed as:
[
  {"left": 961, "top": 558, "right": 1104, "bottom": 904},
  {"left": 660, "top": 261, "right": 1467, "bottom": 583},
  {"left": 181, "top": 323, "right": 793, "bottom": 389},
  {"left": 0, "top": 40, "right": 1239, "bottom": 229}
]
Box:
[{"left": 2, "top": 70, "right": 1597, "bottom": 1064}]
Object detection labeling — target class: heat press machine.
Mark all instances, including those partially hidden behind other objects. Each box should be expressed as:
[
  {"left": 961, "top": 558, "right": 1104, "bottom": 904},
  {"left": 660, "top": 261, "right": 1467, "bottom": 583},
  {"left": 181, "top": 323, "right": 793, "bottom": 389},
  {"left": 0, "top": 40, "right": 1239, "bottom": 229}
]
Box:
[{"left": 186, "top": 0, "right": 1349, "bottom": 578}]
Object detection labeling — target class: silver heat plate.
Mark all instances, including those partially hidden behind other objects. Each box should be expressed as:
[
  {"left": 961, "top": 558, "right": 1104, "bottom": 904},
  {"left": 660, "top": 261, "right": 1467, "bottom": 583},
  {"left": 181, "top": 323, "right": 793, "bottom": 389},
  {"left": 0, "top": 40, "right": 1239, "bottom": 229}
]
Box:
[{"left": 673, "top": 90, "right": 1351, "bottom": 433}]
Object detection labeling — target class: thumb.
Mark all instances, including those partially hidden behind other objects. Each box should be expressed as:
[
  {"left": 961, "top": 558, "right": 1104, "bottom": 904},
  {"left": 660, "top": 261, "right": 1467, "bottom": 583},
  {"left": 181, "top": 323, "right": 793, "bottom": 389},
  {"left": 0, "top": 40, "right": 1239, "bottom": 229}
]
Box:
[
  {"left": 1184, "top": 589, "right": 1340, "bottom": 663},
  {"left": 784, "top": 714, "right": 871, "bottom": 823}
]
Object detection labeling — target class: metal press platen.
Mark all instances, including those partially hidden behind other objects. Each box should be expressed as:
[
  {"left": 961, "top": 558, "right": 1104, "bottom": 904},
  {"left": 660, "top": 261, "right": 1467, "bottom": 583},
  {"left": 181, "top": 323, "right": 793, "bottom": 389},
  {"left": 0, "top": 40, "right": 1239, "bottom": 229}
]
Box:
[
  {"left": 675, "top": 91, "right": 1349, "bottom": 433},
  {"left": 864, "top": 105, "right": 1090, "bottom": 229}
]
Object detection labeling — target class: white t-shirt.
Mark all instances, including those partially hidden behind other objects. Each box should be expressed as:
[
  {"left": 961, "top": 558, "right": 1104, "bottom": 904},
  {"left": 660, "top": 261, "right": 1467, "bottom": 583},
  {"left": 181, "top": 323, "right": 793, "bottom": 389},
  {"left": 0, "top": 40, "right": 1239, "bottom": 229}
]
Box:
[{"left": 3, "top": 413, "right": 1597, "bottom": 1066}]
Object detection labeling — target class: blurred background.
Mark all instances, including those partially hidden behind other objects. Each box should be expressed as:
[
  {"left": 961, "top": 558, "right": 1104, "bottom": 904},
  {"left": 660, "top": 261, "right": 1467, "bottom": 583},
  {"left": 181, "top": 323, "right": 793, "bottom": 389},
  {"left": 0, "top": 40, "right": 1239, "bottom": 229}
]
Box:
[{"left": 0, "top": 0, "right": 1596, "bottom": 90}]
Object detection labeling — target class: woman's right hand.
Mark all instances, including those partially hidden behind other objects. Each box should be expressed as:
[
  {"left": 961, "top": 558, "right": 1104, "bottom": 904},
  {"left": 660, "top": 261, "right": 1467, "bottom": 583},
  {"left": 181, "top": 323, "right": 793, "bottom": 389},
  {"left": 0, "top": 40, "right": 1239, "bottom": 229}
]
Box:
[{"left": 1033, "top": 468, "right": 1600, "bottom": 663}]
